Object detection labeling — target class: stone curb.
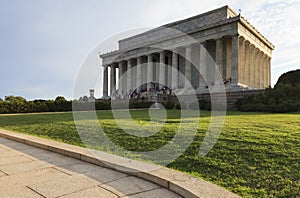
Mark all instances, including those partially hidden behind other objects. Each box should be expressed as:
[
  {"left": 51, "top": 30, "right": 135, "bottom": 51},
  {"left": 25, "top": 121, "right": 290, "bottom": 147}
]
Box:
[{"left": 0, "top": 129, "right": 239, "bottom": 198}]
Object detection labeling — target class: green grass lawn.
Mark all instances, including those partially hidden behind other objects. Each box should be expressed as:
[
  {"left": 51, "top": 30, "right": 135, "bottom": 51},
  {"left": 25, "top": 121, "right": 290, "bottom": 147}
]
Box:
[{"left": 0, "top": 110, "right": 299, "bottom": 197}]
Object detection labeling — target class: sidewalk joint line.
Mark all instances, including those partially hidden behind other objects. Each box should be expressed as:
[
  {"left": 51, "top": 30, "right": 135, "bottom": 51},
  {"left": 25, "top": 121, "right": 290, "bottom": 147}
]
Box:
[{"left": 26, "top": 186, "right": 47, "bottom": 198}]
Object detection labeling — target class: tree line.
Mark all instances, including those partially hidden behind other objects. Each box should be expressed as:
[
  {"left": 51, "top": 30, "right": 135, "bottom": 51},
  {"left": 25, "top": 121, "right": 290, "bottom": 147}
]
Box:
[
  {"left": 0, "top": 96, "right": 158, "bottom": 114},
  {"left": 1, "top": 69, "right": 299, "bottom": 114},
  {"left": 0, "top": 96, "right": 72, "bottom": 114},
  {"left": 236, "top": 70, "right": 300, "bottom": 113}
]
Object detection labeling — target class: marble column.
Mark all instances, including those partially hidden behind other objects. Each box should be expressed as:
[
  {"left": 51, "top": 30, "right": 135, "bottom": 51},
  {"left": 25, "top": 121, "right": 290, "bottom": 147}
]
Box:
[
  {"left": 231, "top": 35, "right": 239, "bottom": 85},
  {"left": 103, "top": 66, "right": 108, "bottom": 97},
  {"left": 185, "top": 45, "right": 192, "bottom": 87},
  {"left": 263, "top": 55, "right": 268, "bottom": 88},
  {"left": 240, "top": 38, "right": 246, "bottom": 85},
  {"left": 267, "top": 57, "right": 271, "bottom": 87},
  {"left": 141, "top": 57, "right": 147, "bottom": 91},
  {"left": 266, "top": 55, "right": 269, "bottom": 88},
  {"left": 137, "top": 57, "right": 142, "bottom": 91},
  {"left": 216, "top": 39, "right": 224, "bottom": 85},
  {"left": 118, "top": 62, "right": 124, "bottom": 95},
  {"left": 110, "top": 64, "right": 116, "bottom": 95},
  {"left": 199, "top": 42, "right": 207, "bottom": 88},
  {"left": 171, "top": 50, "right": 178, "bottom": 89},
  {"left": 255, "top": 49, "right": 260, "bottom": 88},
  {"left": 127, "top": 59, "right": 132, "bottom": 92},
  {"left": 226, "top": 38, "right": 232, "bottom": 80},
  {"left": 256, "top": 48, "right": 260, "bottom": 88},
  {"left": 258, "top": 51, "right": 263, "bottom": 88},
  {"left": 167, "top": 54, "right": 172, "bottom": 87},
  {"left": 147, "top": 54, "right": 153, "bottom": 90},
  {"left": 159, "top": 51, "right": 165, "bottom": 87},
  {"left": 250, "top": 46, "right": 256, "bottom": 88},
  {"left": 245, "top": 42, "right": 250, "bottom": 87},
  {"left": 259, "top": 52, "right": 264, "bottom": 88}
]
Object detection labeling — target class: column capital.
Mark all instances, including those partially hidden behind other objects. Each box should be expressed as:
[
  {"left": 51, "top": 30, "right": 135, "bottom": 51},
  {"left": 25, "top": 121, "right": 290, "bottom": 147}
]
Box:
[
  {"left": 127, "top": 58, "right": 133, "bottom": 65},
  {"left": 244, "top": 40, "right": 250, "bottom": 46},
  {"left": 213, "top": 36, "right": 226, "bottom": 41},
  {"left": 200, "top": 42, "right": 207, "bottom": 48},
  {"left": 111, "top": 63, "right": 118, "bottom": 68},
  {"left": 159, "top": 50, "right": 165, "bottom": 56},
  {"left": 118, "top": 61, "right": 123, "bottom": 67},
  {"left": 185, "top": 45, "right": 193, "bottom": 49},
  {"left": 159, "top": 51, "right": 165, "bottom": 62},
  {"left": 118, "top": 60, "right": 125, "bottom": 64},
  {"left": 231, "top": 34, "right": 240, "bottom": 38},
  {"left": 170, "top": 48, "right": 179, "bottom": 54}
]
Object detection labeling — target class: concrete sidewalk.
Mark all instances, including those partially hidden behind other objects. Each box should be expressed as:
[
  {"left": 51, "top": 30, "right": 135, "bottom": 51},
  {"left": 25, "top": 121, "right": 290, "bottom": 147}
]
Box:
[{"left": 0, "top": 137, "right": 181, "bottom": 198}]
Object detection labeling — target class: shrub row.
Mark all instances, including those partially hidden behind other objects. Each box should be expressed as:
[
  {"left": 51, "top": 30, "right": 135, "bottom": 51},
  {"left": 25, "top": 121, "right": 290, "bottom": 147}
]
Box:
[
  {"left": 0, "top": 96, "right": 158, "bottom": 114},
  {"left": 0, "top": 97, "right": 72, "bottom": 114},
  {"left": 0, "top": 95, "right": 222, "bottom": 114},
  {"left": 160, "top": 99, "right": 213, "bottom": 110},
  {"left": 236, "top": 83, "right": 300, "bottom": 113}
]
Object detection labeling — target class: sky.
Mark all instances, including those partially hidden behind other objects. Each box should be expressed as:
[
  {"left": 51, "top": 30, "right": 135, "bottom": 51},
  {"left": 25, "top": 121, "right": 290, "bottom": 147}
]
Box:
[{"left": 0, "top": 0, "right": 299, "bottom": 100}]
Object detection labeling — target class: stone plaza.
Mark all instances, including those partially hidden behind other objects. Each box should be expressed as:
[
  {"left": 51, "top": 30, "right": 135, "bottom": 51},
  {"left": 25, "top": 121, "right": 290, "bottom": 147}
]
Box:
[{"left": 100, "top": 5, "right": 274, "bottom": 100}]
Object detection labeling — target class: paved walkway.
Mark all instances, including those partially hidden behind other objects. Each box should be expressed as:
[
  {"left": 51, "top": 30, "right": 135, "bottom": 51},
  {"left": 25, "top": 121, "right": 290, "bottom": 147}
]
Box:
[{"left": 0, "top": 137, "right": 181, "bottom": 198}]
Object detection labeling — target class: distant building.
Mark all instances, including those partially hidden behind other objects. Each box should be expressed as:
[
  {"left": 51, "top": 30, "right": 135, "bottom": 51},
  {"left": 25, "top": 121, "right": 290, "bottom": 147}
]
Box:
[
  {"left": 100, "top": 5, "right": 274, "bottom": 99},
  {"left": 88, "top": 89, "right": 95, "bottom": 102}
]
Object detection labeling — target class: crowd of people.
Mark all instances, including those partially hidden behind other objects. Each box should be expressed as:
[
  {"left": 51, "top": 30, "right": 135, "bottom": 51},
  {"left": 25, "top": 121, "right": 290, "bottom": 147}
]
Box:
[
  {"left": 112, "top": 82, "right": 174, "bottom": 100},
  {"left": 111, "top": 78, "right": 232, "bottom": 99}
]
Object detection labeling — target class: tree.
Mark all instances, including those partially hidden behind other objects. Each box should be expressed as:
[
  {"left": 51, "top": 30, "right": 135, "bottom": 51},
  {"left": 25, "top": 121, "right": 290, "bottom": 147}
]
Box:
[
  {"left": 5, "top": 95, "right": 27, "bottom": 103},
  {"left": 55, "top": 96, "right": 67, "bottom": 103},
  {"left": 54, "top": 96, "right": 71, "bottom": 111},
  {"left": 276, "top": 69, "right": 300, "bottom": 85}
]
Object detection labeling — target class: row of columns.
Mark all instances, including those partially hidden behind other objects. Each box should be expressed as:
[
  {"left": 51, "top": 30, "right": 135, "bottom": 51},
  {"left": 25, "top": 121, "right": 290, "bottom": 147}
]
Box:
[
  {"left": 238, "top": 37, "right": 271, "bottom": 89},
  {"left": 103, "top": 52, "right": 176, "bottom": 97},
  {"left": 102, "top": 35, "right": 271, "bottom": 97}
]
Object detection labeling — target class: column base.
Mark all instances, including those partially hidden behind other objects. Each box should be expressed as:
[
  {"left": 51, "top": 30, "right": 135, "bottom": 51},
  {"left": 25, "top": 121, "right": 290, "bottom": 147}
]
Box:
[{"left": 101, "top": 96, "right": 110, "bottom": 100}]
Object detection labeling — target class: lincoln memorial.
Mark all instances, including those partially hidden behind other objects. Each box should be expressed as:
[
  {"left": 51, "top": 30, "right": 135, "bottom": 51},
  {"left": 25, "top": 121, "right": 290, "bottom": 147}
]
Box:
[{"left": 100, "top": 5, "right": 274, "bottom": 100}]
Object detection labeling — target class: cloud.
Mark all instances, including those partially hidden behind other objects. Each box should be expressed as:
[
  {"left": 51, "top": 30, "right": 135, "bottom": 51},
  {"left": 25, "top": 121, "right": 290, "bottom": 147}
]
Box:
[
  {"left": 1, "top": 0, "right": 299, "bottom": 99},
  {"left": 119, "top": 0, "right": 300, "bottom": 87},
  {"left": 137, "top": 0, "right": 224, "bottom": 27},
  {"left": 247, "top": 1, "right": 300, "bottom": 84}
]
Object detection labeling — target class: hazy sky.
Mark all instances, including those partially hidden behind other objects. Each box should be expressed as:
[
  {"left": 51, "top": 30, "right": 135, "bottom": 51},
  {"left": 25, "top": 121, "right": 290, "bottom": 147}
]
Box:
[{"left": 1, "top": 0, "right": 299, "bottom": 100}]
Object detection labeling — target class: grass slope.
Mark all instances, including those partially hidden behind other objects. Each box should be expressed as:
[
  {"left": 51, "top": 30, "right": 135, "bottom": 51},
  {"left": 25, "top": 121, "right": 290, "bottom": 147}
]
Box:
[{"left": 0, "top": 110, "right": 299, "bottom": 197}]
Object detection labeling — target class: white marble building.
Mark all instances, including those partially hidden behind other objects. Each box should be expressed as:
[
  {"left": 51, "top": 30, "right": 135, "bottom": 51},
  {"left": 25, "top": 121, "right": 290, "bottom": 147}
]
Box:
[{"left": 100, "top": 5, "right": 274, "bottom": 98}]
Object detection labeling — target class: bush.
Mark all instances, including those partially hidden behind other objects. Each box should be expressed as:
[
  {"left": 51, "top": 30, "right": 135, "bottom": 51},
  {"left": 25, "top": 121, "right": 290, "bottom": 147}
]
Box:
[
  {"left": 276, "top": 69, "right": 300, "bottom": 85},
  {"left": 237, "top": 83, "right": 300, "bottom": 113},
  {"left": 174, "top": 102, "right": 188, "bottom": 110},
  {"left": 0, "top": 96, "right": 161, "bottom": 114},
  {"left": 95, "top": 100, "right": 111, "bottom": 110},
  {"left": 129, "top": 101, "right": 153, "bottom": 109},
  {"left": 199, "top": 99, "right": 211, "bottom": 110},
  {"left": 188, "top": 102, "right": 200, "bottom": 110},
  {"left": 162, "top": 101, "right": 175, "bottom": 109}
]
